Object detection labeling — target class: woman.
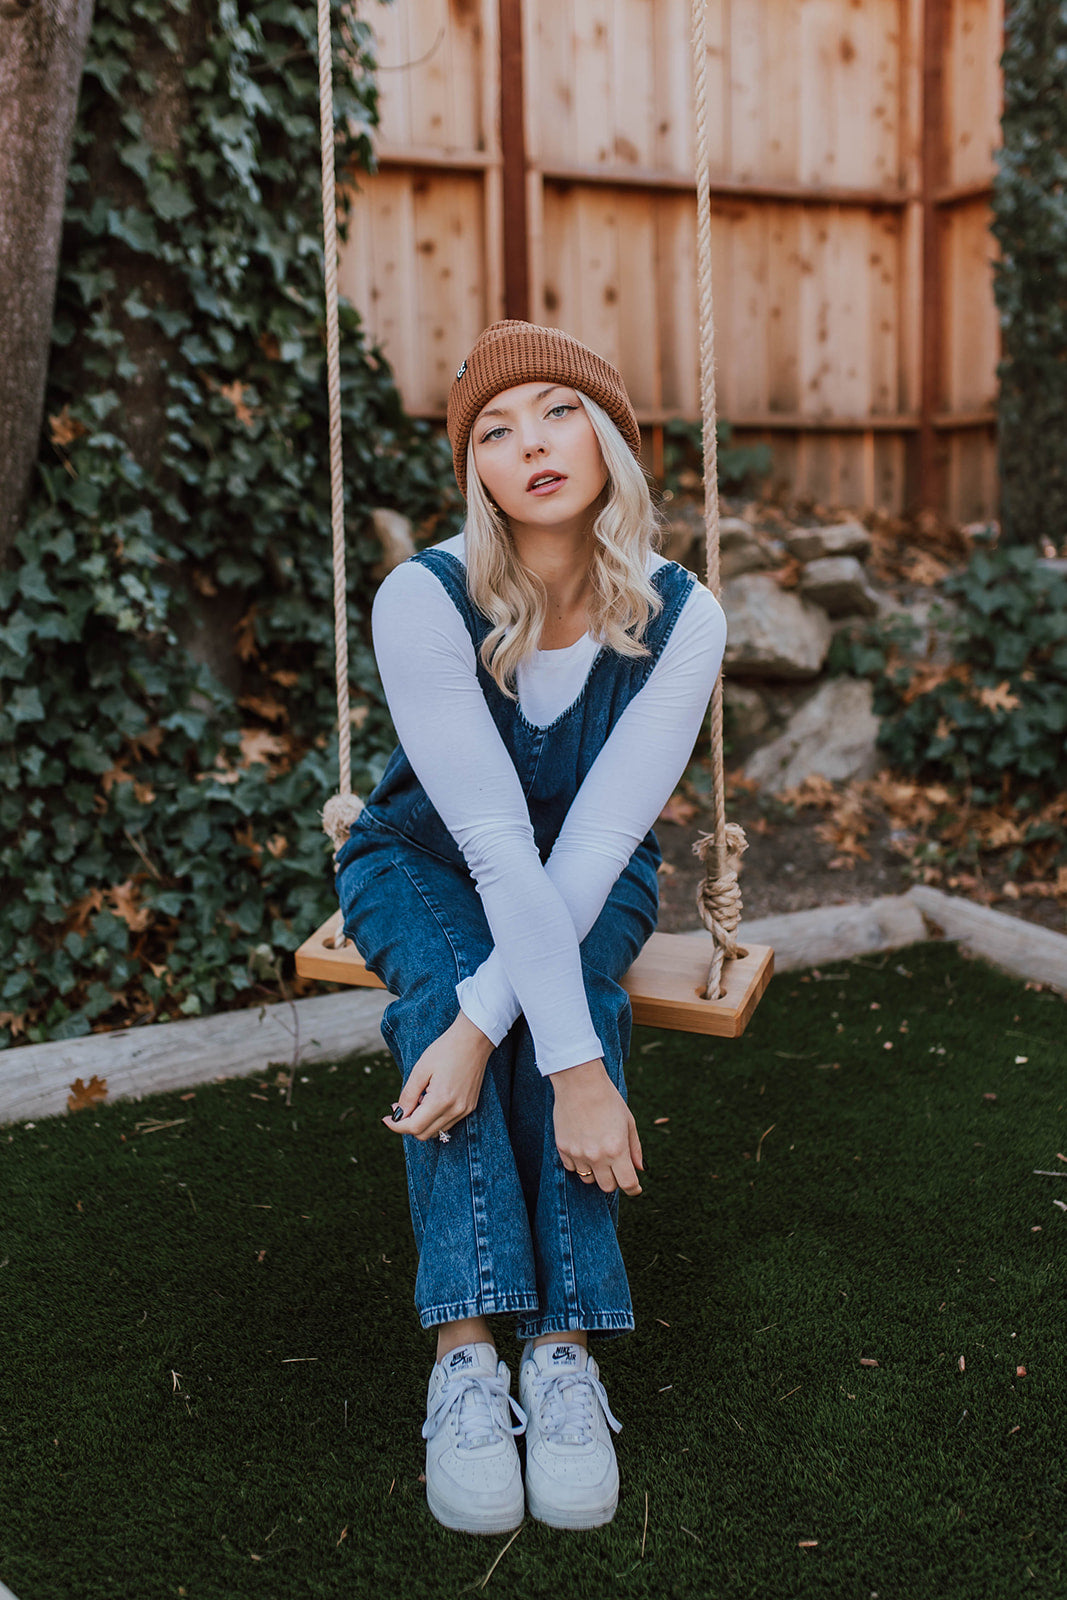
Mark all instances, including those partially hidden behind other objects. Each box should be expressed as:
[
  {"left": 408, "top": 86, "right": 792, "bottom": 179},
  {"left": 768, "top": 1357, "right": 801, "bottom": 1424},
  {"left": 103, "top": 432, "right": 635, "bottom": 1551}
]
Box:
[{"left": 335, "top": 320, "right": 726, "bottom": 1535}]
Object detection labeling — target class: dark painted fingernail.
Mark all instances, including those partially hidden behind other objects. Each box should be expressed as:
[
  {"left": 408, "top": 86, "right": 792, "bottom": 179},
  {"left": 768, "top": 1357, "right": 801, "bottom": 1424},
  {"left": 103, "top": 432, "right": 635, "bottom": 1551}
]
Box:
[{"left": 390, "top": 1105, "right": 405, "bottom": 1122}]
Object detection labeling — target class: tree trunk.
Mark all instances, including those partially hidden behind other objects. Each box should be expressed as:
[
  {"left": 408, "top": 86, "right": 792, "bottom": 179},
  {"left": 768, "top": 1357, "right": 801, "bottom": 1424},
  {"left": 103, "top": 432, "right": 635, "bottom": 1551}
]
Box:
[{"left": 0, "top": 0, "right": 95, "bottom": 560}]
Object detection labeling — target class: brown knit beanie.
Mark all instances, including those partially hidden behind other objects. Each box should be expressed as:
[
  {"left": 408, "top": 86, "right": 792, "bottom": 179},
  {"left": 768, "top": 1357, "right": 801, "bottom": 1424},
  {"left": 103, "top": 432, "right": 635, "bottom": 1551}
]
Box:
[{"left": 446, "top": 320, "right": 642, "bottom": 497}]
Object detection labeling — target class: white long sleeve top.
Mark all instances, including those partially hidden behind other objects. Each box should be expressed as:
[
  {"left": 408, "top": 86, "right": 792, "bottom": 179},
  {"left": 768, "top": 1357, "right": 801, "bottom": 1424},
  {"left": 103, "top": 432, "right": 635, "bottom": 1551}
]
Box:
[{"left": 371, "top": 533, "right": 727, "bottom": 1075}]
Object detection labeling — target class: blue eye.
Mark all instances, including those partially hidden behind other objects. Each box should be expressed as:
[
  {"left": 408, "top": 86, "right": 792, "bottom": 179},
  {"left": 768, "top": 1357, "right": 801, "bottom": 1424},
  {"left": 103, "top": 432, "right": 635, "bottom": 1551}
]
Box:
[
  {"left": 480, "top": 425, "right": 507, "bottom": 443},
  {"left": 548, "top": 404, "right": 577, "bottom": 419}
]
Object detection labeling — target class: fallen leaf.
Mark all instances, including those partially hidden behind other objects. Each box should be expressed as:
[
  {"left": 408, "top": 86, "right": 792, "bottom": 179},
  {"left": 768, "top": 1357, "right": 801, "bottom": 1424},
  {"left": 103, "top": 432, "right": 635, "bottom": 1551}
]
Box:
[
  {"left": 235, "top": 821, "right": 263, "bottom": 867},
  {"left": 0, "top": 1010, "right": 27, "bottom": 1038},
  {"left": 129, "top": 727, "right": 164, "bottom": 759},
  {"left": 108, "top": 878, "right": 151, "bottom": 931},
  {"left": 798, "top": 1540, "right": 819, "bottom": 1549},
  {"left": 976, "top": 681, "right": 1021, "bottom": 714},
  {"left": 234, "top": 606, "right": 259, "bottom": 662},
  {"left": 239, "top": 693, "right": 288, "bottom": 724},
  {"left": 958, "top": 1355, "right": 966, "bottom": 1371},
  {"left": 1016, "top": 1366, "right": 1027, "bottom": 1377},
  {"left": 100, "top": 758, "right": 133, "bottom": 794},
  {"left": 68, "top": 1075, "right": 108, "bottom": 1112},
  {"left": 658, "top": 793, "right": 698, "bottom": 826},
  {"left": 238, "top": 728, "right": 288, "bottom": 768},
  {"left": 49, "top": 405, "right": 89, "bottom": 448},
  {"left": 219, "top": 379, "right": 255, "bottom": 429},
  {"left": 266, "top": 834, "right": 289, "bottom": 859},
  {"left": 859, "top": 1358, "right": 879, "bottom": 1368}
]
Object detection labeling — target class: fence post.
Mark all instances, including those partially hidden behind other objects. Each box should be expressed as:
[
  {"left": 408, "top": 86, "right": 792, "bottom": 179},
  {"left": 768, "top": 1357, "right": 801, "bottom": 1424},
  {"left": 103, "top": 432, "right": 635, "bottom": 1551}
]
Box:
[
  {"left": 499, "top": 0, "right": 529, "bottom": 320},
  {"left": 919, "top": 0, "right": 947, "bottom": 513}
]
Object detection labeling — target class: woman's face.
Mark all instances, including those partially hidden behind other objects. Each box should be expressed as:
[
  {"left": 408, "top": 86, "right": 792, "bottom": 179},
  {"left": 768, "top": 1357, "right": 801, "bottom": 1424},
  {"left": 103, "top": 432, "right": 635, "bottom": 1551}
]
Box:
[{"left": 470, "top": 382, "right": 609, "bottom": 530}]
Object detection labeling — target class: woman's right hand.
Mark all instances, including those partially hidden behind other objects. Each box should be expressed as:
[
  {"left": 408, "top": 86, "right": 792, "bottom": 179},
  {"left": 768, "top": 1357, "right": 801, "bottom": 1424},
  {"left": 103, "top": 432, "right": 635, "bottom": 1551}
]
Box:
[
  {"left": 381, "top": 1010, "right": 495, "bottom": 1142},
  {"left": 550, "top": 1058, "right": 644, "bottom": 1196}
]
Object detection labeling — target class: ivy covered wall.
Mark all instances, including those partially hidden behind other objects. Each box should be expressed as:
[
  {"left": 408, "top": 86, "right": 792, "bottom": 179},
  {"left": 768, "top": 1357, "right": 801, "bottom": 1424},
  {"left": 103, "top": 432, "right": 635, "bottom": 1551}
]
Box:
[
  {"left": 992, "top": 0, "right": 1067, "bottom": 545},
  {"left": 0, "top": 0, "right": 460, "bottom": 1046}
]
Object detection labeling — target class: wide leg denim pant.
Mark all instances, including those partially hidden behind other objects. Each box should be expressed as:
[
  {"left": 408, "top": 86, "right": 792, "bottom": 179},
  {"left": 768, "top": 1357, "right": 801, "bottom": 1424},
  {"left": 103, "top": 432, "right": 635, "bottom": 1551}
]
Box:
[{"left": 338, "top": 817, "right": 657, "bottom": 1341}]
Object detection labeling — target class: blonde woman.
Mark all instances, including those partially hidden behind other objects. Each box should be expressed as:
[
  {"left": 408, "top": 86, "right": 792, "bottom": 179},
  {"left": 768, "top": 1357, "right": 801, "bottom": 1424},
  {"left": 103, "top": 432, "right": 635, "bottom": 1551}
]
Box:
[{"left": 336, "top": 321, "right": 726, "bottom": 1535}]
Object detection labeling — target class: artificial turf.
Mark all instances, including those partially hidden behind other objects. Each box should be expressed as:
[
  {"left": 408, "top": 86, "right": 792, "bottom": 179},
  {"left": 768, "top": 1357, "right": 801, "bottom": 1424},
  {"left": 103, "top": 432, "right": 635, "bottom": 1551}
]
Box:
[{"left": 0, "top": 941, "right": 1063, "bottom": 1600}]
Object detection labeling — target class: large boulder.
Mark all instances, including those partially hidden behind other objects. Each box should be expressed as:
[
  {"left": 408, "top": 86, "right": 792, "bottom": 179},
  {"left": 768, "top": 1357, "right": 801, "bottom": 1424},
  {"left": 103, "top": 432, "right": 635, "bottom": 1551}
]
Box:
[
  {"left": 785, "top": 520, "right": 872, "bottom": 563},
  {"left": 744, "top": 677, "right": 880, "bottom": 790},
  {"left": 799, "top": 555, "right": 879, "bottom": 616},
  {"left": 722, "top": 574, "right": 832, "bottom": 679}
]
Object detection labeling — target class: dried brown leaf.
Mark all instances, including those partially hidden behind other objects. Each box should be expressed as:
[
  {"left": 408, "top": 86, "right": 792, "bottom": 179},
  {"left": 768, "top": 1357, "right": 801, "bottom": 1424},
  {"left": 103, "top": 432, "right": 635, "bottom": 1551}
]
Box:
[
  {"left": 68, "top": 1075, "right": 108, "bottom": 1112},
  {"left": 49, "top": 405, "right": 89, "bottom": 449}
]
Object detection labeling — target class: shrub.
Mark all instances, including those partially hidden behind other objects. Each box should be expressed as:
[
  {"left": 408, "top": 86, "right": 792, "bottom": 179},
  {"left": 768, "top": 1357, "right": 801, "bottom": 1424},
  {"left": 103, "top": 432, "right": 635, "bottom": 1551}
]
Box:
[
  {"left": 992, "top": 0, "right": 1067, "bottom": 545},
  {"left": 837, "top": 540, "right": 1067, "bottom": 804},
  {"left": 0, "top": 0, "right": 460, "bottom": 1046}
]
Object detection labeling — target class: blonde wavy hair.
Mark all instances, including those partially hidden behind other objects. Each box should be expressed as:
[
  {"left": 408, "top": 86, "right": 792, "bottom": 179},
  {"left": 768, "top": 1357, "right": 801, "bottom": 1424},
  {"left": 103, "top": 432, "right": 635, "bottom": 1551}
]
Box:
[{"left": 464, "top": 393, "right": 663, "bottom": 697}]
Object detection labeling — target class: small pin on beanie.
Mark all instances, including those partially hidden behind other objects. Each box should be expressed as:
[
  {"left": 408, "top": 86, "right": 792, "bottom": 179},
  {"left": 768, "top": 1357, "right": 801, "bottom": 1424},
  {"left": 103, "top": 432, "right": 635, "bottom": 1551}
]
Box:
[{"left": 446, "top": 320, "right": 642, "bottom": 497}]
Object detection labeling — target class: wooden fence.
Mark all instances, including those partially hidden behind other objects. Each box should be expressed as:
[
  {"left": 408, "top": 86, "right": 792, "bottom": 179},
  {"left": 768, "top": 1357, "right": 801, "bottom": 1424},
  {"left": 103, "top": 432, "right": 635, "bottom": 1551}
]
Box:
[{"left": 339, "top": 0, "right": 1003, "bottom": 521}]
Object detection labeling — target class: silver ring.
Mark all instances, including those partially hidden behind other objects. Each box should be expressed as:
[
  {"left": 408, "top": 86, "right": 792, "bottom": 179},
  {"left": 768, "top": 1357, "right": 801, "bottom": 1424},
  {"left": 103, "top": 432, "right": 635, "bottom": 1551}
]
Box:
[{"left": 438, "top": 1130, "right": 451, "bottom": 1144}]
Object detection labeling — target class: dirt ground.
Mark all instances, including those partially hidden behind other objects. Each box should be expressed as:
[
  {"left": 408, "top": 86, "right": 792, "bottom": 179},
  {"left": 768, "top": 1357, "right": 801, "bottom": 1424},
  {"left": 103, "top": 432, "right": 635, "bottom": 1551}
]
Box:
[
  {"left": 654, "top": 781, "right": 1067, "bottom": 939},
  {"left": 652, "top": 497, "right": 1066, "bottom": 944}
]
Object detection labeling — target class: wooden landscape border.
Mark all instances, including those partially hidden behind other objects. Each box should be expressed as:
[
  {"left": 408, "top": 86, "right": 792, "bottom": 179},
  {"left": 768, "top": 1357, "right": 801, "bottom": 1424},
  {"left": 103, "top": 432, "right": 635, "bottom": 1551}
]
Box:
[{"left": 3, "top": 889, "right": 1062, "bottom": 1128}]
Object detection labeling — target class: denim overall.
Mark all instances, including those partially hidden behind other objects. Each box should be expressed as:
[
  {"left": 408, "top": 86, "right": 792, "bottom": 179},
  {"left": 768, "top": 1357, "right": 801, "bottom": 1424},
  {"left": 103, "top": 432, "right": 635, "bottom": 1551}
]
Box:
[{"left": 336, "top": 548, "right": 695, "bottom": 1339}]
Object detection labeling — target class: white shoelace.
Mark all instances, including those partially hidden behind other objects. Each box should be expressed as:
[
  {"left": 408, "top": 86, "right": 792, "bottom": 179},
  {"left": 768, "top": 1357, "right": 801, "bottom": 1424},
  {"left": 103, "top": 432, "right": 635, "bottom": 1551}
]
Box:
[
  {"left": 422, "top": 1370, "right": 527, "bottom": 1451},
  {"left": 530, "top": 1368, "right": 622, "bottom": 1446}
]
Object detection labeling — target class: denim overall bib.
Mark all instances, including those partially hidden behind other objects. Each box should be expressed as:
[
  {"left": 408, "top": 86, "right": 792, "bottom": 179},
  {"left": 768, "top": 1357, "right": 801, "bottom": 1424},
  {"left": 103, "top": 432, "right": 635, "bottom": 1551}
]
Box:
[{"left": 336, "top": 548, "right": 695, "bottom": 1338}]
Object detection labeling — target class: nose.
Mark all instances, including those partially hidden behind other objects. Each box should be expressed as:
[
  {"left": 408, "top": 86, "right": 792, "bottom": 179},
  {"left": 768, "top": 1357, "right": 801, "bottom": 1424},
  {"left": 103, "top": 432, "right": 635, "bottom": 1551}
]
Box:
[{"left": 522, "top": 433, "right": 547, "bottom": 459}]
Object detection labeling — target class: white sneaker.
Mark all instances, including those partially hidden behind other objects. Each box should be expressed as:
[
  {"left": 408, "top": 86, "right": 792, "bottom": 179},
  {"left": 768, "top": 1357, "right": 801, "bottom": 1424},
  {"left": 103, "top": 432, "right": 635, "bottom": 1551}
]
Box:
[
  {"left": 422, "top": 1342, "right": 527, "bottom": 1534},
  {"left": 518, "top": 1341, "right": 622, "bottom": 1529}
]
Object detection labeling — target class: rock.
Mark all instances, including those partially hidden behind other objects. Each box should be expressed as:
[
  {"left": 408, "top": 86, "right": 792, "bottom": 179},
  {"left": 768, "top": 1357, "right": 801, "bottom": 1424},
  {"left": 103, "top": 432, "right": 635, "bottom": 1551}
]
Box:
[
  {"left": 799, "top": 555, "right": 879, "bottom": 617},
  {"left": 744, "top": 678, "right": 881, "bottom": 790},
  {"left": 724, "top": 682, "right": 771, "bottom": 742},
  {"left": 784, "top": 520, "right": 872, "bottom": 563},
  {"left": 660, "top": 501, "right": 704, "bottom": 568},
  {"left": 722, "top": 574, "right": 832, "bottom": 679},
  {"left": 719, "top": 517, "right": 777, "bottom": 579},
  {"left": 369, "top": 508, "right": 415, "bottom": 576},
  {"left": 661, "top": 509, "right": 779, "bottom": 578},
  {"left": 874, "top": 593, "right": 959, "bottom": 661}
]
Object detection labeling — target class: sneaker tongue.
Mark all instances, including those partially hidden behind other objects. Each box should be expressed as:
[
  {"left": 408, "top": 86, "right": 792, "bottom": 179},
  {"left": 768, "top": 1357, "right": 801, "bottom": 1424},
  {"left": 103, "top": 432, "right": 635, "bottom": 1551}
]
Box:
[
  {"left": 533, "top": 1341, "right": 587, "bottom": 1374},
  {"left": 445, "top": 1341, "right": 497, "bottom": 1377}
]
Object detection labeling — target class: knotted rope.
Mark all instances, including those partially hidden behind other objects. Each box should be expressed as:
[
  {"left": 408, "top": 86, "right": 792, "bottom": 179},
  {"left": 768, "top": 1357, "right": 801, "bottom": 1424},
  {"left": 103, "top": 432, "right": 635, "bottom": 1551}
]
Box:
[
  {"left": 316, "top": 0, "right": 746, "bottom": 992},
  {"left": 690, "top": 0, "right": 748, "bottom": 998},
  {"left": 316, "top": 0, "right": 361, "bottom": 947}
]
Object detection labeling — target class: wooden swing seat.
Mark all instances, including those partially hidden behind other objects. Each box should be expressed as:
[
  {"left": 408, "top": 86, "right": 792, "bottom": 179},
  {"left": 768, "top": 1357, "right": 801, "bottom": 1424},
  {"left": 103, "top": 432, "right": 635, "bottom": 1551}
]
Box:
[{"left": 296, "top": 911, "right": 773, "bottom": 1039}]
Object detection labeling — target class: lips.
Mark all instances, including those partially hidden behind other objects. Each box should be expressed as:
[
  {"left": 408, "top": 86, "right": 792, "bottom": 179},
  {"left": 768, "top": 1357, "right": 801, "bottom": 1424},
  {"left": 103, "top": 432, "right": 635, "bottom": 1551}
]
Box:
[{"left": 526, "top": 471, "right": 566, "bottom": 493}]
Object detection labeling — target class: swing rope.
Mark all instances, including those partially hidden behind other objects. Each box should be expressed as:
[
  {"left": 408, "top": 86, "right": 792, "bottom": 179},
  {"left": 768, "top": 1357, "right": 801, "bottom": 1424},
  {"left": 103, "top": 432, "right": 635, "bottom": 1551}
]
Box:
[
  {"left": 316, "top": 0, "right": 364, "bottom": 855},
  {"left": 316, "top": 0, "right": 747, "bottom": 995},
  {"left": 689, "top": 0, "right": 749, "bottom": 998}
]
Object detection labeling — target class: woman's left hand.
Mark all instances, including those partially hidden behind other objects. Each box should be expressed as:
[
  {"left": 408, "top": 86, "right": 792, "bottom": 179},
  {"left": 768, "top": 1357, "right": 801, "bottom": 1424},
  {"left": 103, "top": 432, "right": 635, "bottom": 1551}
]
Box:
[{"left": 381, "top": 1011, "right": 495, "bottom": 1142}]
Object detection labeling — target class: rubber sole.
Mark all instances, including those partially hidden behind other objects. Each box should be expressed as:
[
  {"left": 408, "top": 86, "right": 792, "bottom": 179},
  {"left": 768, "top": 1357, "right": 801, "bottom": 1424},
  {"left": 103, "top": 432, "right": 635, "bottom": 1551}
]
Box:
[
  {"left": 525, "top": 1487, "right": 619, "bottom": 1531},
  {"left": 426, "top": 1483, "right": 525, "bottom": 1536}
]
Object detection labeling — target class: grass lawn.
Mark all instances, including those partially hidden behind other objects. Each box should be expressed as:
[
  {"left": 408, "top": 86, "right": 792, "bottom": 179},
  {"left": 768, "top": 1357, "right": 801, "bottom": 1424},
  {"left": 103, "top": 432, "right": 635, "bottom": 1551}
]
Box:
[{"left": 1, "top": 942, "right": 1063, "bottom": 1600}]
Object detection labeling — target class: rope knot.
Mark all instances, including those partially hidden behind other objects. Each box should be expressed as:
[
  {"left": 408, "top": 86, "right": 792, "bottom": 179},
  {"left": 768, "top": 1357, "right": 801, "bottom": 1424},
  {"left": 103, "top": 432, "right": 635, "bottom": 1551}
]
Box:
[
  {"left": 692, "top": 822, "right": 749, "bottom": 998},
  {"left": 322, "top": 791, "right": 363, "bottom": 851}
]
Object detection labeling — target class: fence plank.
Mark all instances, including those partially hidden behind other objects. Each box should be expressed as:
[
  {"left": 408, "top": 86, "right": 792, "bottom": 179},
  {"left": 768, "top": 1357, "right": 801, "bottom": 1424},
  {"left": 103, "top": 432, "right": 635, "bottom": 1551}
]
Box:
[{"left": 340, "top": 0, "right": 1001, "bottom": 518}]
